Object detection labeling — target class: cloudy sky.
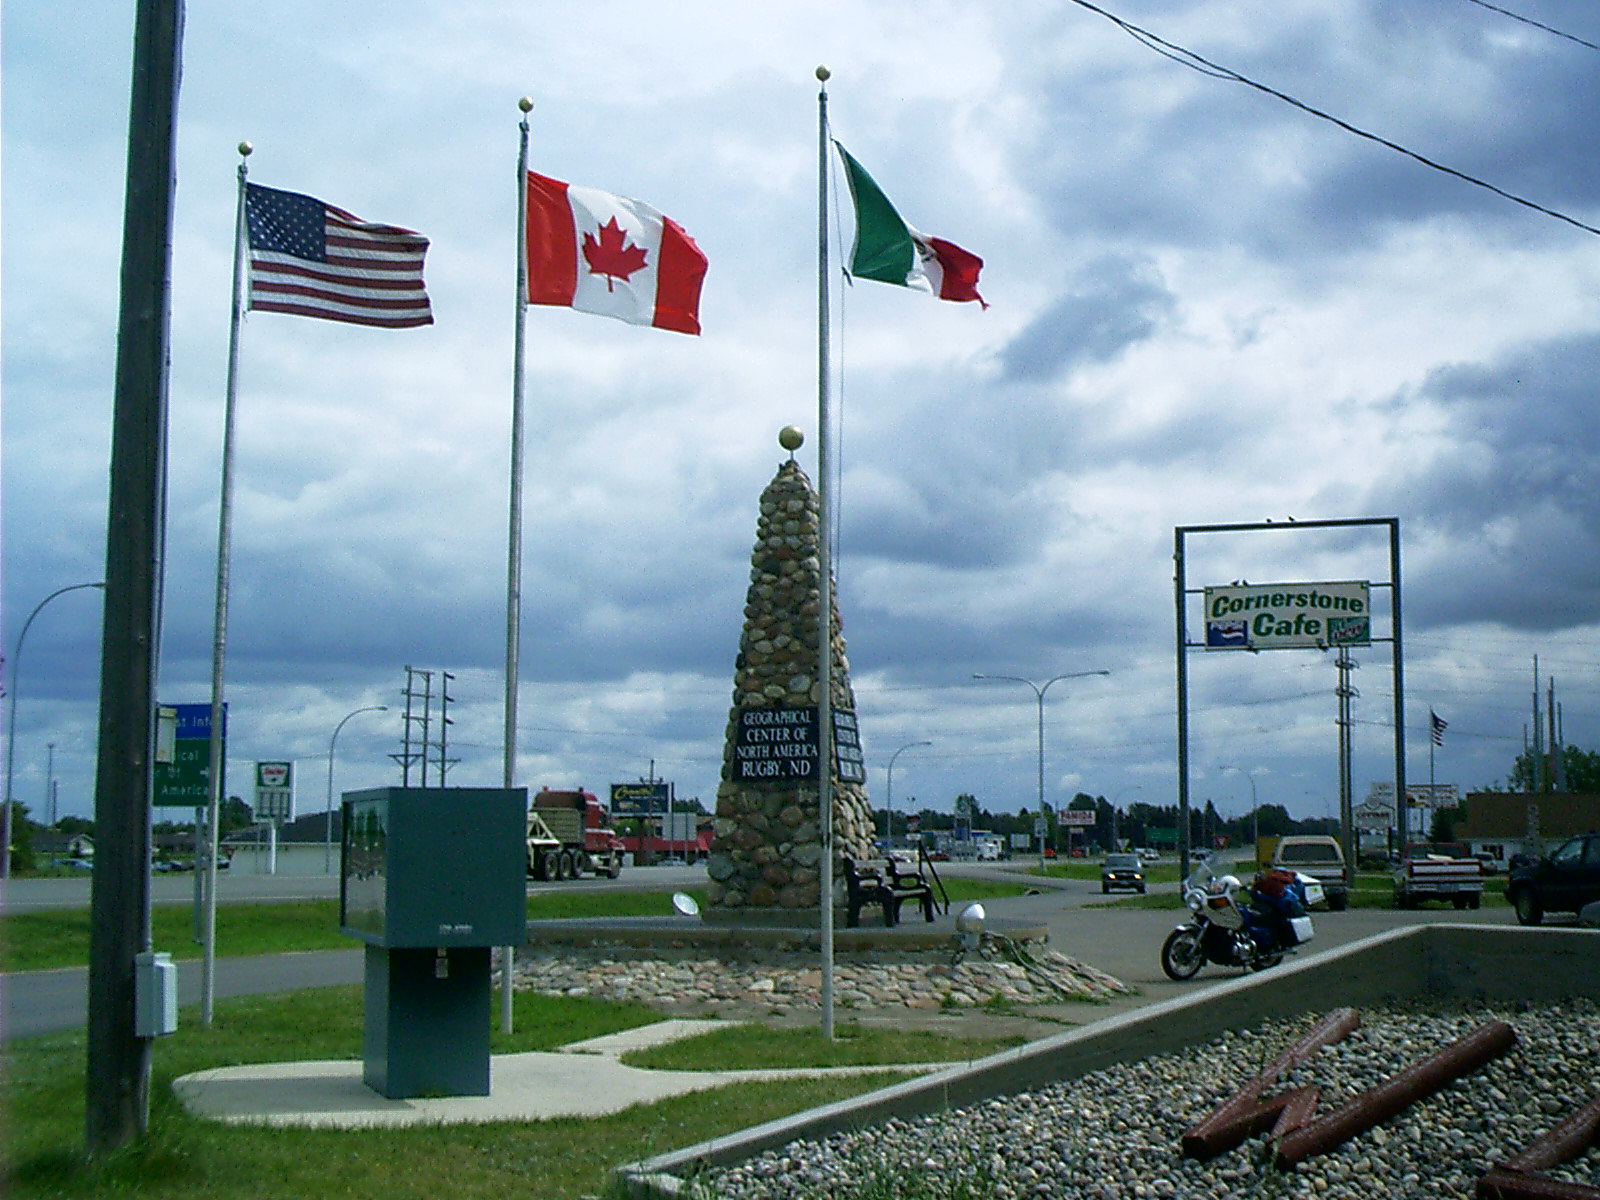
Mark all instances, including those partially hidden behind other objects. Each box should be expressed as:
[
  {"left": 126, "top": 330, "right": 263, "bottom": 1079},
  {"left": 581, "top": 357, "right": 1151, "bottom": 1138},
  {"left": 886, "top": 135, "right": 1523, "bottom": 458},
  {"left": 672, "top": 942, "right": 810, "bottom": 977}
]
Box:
[{"left": 5, "top": 0, "right": 1598, "bottom": 832}]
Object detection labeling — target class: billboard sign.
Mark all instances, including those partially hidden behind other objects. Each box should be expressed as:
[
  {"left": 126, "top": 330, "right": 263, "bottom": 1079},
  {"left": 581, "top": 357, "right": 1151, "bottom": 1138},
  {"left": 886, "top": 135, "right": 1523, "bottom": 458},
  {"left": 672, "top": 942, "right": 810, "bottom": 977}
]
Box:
[
  {"left": 610, "top": 782, "right": 669, "bottom": 816},
  {"left": 1203, "top": 581, "right": 1370, "bottom": 650},
  {"left": 1058, "top": 809, "right": 1097, "bottom": 827}
]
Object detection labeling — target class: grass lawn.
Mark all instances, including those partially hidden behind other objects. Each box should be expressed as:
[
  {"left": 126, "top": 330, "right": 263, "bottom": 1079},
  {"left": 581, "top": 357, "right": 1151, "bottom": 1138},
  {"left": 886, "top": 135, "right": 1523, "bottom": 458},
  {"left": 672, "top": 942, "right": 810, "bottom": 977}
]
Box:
[
  {"left": 2, "top": 985, "right": 1011, "bottom": 1200},
  {"left": 3, "top": 879, "right": 1029, "bottom": 975},
  {"left": 622, "top": 1019, "right": 1023, "bottom": 1071}
]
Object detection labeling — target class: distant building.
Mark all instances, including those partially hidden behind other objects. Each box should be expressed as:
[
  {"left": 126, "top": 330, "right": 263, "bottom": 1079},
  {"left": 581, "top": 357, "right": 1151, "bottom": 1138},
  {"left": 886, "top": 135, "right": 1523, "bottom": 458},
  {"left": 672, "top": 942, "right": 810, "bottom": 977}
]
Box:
[
  {"left": 34, "top": 831, "right": 94, "bottom": 860},
  {"left": 1459, "top": 792, "right": 1600, "bottom": 868}
]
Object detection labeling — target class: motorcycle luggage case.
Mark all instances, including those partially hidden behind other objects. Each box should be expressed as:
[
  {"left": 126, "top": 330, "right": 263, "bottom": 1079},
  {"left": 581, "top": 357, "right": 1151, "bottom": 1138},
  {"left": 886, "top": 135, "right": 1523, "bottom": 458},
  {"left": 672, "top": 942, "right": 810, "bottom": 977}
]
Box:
[{"left": 1285, "top": 915, "right": 1315, "bottom": 945}]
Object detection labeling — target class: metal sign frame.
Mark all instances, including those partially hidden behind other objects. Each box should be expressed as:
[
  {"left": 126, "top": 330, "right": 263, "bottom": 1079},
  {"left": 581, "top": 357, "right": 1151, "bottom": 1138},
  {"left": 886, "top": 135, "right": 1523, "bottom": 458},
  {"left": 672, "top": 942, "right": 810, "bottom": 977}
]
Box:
[{"left": 1174, "top": 518, "right": 1406, "bottom": 880}]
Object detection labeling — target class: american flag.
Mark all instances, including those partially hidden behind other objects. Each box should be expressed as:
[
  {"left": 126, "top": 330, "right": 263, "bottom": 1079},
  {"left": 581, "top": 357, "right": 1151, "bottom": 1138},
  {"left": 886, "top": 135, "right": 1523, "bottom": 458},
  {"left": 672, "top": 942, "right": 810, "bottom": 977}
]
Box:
[
  {"left": 245, "top": 184, "right": 432, "bottom": 328},
  {"left": 1430, "top": 709, "right": 1448, "bottom": 746}
]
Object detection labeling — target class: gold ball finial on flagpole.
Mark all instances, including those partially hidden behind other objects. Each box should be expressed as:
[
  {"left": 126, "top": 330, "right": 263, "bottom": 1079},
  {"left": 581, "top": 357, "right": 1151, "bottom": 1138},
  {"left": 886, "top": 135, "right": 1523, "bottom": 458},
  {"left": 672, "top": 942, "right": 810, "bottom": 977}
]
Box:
[
  {"left": 518, "top": 96, "right": 533, "bottom": 113},
  {"left": 815, "top": 65, "right": 831, "bottom": 82},
  {"left": 779, "top": 426, "right": 804, "bottom": 454},
  {"left": 238, "top": 141, "right": 253, "bottom": 157}
]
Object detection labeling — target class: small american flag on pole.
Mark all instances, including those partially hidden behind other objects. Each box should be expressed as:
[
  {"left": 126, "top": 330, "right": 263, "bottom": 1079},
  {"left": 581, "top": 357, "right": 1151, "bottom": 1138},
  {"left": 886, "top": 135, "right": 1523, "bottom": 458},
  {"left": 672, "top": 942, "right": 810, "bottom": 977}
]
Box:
[
  {"left": 244, "top": 183, "right": 432, "bottom": 328},
  {"left": 1430, "top": 709, "right": 1448, "bottom": 747}
]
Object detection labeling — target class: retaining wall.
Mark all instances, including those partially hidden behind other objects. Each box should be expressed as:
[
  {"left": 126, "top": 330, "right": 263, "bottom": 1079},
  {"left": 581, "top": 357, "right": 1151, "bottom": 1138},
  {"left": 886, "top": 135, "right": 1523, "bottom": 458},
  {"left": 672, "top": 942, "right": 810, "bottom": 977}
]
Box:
[{"left": 617, "top": 924, "right": 1599, "bottom": 1197}]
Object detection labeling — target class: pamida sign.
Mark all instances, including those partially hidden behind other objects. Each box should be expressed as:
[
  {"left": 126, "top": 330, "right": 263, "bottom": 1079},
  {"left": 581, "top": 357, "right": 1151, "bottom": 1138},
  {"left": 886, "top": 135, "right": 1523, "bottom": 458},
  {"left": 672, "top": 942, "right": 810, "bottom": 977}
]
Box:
[{"left": 1204, "top": 581, "right": 1370, "bottom": 650}]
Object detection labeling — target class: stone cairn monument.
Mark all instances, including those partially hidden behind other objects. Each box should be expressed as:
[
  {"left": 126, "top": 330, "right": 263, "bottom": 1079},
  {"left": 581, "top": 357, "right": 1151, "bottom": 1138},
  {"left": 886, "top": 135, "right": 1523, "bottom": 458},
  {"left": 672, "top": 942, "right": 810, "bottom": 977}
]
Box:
[{"left": 706, "top": 438, "right": 875, "bottom": 920}]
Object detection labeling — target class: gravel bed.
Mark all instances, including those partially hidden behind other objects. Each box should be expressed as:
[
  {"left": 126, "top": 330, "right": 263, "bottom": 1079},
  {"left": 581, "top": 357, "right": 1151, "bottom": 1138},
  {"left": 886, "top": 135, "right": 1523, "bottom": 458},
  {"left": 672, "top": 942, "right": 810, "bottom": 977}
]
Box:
[{"left": 692, "top": 998, "right": 1600, "bottom": 1200}]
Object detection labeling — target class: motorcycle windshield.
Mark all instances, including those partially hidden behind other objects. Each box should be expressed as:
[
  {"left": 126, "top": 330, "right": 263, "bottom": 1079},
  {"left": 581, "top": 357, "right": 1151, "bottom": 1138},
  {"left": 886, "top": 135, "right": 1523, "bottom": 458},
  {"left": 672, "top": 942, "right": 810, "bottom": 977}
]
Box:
[{"left": 1185, "top": 862, "right": 1217, "bottom": 890}]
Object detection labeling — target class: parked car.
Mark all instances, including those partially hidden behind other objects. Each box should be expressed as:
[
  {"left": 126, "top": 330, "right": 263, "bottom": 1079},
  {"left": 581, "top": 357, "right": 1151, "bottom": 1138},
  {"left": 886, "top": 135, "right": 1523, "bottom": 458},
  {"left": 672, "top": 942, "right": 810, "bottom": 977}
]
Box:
[
  {"left": 52, "top": 857, "right": 93, "bottom": 871},
  {"left": 1507, "top": 832, "right": 1600, "bottom": 926},
  {"left": 1100, "top": 852, "right": 1147, "bottom": 894}
]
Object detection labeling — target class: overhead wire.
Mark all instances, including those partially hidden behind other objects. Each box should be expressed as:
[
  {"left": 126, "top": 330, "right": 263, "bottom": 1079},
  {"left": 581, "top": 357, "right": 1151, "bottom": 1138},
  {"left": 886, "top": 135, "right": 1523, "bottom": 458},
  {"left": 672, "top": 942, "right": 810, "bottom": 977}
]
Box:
[
  {"left": 1461, "top": 0, "right": 1599, "bottom": 51},
  {"left": 1063, "top": 0, "right": 1600, "bottom": 238}
]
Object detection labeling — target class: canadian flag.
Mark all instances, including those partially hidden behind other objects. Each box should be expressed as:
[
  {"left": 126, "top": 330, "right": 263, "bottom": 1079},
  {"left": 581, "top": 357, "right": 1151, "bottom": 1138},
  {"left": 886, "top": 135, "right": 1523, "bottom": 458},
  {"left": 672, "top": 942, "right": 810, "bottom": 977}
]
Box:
[{"left": 524, "top": 172, "right": 707, "bottom": 335}]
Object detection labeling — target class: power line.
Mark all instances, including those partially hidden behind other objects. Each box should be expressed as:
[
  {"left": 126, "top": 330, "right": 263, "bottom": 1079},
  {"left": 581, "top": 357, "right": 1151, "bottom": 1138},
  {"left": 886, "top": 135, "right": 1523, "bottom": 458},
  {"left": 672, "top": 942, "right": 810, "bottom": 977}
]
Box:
[
  {"left": 1462, "top": 0, "right": 1599, "bottom": 52},
  {"left": 1064, "top": 0, "right": 1600, "bottom": 238}
]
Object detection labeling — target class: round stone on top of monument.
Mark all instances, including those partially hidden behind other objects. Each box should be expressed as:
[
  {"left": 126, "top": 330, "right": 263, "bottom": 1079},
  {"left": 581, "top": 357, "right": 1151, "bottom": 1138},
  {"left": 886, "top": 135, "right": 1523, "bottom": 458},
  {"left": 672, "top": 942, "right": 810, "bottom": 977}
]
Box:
[{"left": 706, "top": 449, "right": 873, "bottom": 921}]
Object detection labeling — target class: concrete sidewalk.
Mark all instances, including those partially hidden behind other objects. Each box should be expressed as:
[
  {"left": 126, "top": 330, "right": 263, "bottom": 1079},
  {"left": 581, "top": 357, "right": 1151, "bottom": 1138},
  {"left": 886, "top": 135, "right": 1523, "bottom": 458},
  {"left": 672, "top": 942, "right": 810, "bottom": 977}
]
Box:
[{"left": 172, "top": 1018, "right": 946, "bottom": 1129}]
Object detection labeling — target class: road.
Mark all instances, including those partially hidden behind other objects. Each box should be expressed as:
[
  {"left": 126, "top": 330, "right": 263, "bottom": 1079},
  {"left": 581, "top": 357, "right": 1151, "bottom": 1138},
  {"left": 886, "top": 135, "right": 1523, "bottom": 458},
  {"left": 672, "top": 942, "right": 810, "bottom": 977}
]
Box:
[
  {"left": 0, "top": 864, "right": 709, "bottom": 914},
  {"left": 0, "top": 864, "right": 708, "bottom": 1040},
  {"left": 1, "top": 862, "right": 1515, "bottom": 1041}
]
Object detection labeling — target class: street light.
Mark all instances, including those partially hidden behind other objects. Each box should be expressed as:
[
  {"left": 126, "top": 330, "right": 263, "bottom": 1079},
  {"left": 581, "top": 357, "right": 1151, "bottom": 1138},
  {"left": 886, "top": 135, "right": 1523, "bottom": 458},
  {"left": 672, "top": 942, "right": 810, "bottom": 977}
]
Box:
[
  {"left": 325, "top": 705, "right": 389, "bottom": 872},
  {"left": 885, "top": 740, "right": 931, "bottom": 851},
  {"left": 973, "top": 670, "right": 1110, "bottom": 865},
  {"left": 3, "top": 581, "right": 105, "bottom": 880},
  {"left": 1219, "top": 764, "right": 1259, "bottom": 857}
]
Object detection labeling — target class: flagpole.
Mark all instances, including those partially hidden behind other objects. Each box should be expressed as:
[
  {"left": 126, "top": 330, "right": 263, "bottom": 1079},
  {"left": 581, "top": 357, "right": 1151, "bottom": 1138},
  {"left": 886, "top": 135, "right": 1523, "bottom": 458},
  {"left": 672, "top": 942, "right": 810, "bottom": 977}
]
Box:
[
  {"left": 200, "top": 142, "right": 252, "bottom": 1027},
  {"left": 500, "top": 97, "right": 534, "bottom": 1035},
  {"left": 815, "top": 65, "right": 836, "bottom": 1042},
  {"left": 1429, "top": 710, "right": 1436, "bottom": 811}
]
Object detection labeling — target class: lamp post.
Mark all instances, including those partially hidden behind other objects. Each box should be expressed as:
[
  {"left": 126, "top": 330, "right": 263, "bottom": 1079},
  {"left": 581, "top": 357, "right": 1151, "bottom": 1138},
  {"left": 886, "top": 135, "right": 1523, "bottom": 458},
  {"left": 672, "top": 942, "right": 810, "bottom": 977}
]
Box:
[
  {"left": 325, "top": 705, "right": 388, "bottom": 872},
  {"left": 3, "top": 581, "right": 105, "bottom": 880},
  {"left": 974, "top": 670, "right": 1110, "bottom": 866},
  {"left": 885, "top": 740, "right": 931, "bottom": 851},
  {"left": 1220, "top": 764, "right": 1258, "bottom": 861}
]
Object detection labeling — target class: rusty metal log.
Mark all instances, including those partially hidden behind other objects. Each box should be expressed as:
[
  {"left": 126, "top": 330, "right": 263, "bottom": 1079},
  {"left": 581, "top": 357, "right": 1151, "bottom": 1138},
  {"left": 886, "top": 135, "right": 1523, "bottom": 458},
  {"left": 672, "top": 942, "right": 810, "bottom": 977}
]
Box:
[
  {"left": 1275, "top": 1020, "right": 1518, "bottom": 1168},
  {"left": 1476, "top": 1166, "right": 1600, "bottom": 1200},
  {"left": 1269, "top": 1085, "right": 1322, "bottom": 1141},
  {"left": 1475, "top": 1091, "right": 1600, "bottom": 1200},
  {"left": 1182, "top": 1007, "right": 1361, "bottom": 1159},
  {"left": 1181, "top": 1086, "right": 1316, "bottom": 1160},
  {"left": 1504, "top": 1092, "right": 1600, "bottom": 1173}
]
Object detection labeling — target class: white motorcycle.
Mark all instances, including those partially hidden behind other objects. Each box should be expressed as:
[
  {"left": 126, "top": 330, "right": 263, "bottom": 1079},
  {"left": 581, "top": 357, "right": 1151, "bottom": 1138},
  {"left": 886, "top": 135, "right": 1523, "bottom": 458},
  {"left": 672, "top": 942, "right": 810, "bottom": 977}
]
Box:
[{"left": 1160, "top": 863, "right": 1320, "bottom": 981}]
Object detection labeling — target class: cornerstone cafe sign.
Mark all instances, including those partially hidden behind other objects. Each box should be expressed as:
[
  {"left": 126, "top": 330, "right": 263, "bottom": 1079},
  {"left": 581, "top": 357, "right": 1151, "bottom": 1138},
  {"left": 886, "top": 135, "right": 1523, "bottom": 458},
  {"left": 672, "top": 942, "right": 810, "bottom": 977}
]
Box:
[{"left": 1204, "top": 581, "right": 1371, "bottom": 651}]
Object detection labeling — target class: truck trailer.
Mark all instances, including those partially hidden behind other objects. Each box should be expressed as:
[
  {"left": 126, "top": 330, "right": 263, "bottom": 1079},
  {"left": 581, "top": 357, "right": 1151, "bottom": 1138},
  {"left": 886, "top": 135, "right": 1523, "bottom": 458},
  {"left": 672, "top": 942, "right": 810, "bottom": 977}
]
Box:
[{"left": 527, "top": 788, "right": 624, "bottom": 881}]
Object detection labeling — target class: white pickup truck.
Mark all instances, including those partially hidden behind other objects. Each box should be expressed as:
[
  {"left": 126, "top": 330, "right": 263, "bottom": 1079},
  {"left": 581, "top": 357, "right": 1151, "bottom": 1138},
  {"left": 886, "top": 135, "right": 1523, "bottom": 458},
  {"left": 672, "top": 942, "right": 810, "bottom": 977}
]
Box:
[{"left": 1393, "top": 842, "right": 1484, "bottom": 910}]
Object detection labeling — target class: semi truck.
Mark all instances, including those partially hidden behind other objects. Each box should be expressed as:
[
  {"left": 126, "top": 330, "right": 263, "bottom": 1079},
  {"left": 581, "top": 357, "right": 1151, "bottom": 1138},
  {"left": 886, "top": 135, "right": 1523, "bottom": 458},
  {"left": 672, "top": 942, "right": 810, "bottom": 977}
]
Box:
[{"left": 526, "top": 788, "right": 624, "bottom": 881}]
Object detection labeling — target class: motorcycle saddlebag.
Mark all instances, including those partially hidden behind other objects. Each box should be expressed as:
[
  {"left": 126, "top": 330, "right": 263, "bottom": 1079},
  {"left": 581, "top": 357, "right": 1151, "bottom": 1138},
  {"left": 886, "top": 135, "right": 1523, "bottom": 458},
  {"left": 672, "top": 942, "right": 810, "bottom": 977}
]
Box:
[{"left": 1284, "top": 915, "right": 1315, "bottom": 945}]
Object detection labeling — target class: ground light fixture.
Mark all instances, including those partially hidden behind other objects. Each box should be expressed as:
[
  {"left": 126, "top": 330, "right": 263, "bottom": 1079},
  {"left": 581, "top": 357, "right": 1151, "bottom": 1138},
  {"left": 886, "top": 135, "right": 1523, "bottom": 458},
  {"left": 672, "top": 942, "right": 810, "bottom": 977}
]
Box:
[{"left": 954, "top": 901, "right": 987, "bottom": 955}]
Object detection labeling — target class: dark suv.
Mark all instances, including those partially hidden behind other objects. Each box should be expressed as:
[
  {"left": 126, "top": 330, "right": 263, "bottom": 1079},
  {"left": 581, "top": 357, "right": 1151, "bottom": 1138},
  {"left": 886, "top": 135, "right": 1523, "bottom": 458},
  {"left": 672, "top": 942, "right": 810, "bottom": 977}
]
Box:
[
  {"left": 1507, "top": 832, "right": 1600, "bottom": 925},
  {"left": 1100, "top": 853, "right": 1146, "bottom": 894}
]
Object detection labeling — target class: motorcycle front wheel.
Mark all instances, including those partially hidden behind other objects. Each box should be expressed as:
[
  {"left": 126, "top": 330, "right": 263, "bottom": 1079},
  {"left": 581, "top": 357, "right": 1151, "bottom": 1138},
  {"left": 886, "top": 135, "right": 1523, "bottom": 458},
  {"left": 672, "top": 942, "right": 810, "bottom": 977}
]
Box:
[{"left": 1160, "top": 928, "right": 1205, "bottom": 980}]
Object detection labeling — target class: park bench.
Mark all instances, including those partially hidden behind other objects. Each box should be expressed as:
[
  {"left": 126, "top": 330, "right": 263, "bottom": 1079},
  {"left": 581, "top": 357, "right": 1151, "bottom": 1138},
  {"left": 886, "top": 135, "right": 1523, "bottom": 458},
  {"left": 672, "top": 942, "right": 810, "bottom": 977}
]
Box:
[{"left": 842, "top": 856, "right": 936, "bottom": 928}]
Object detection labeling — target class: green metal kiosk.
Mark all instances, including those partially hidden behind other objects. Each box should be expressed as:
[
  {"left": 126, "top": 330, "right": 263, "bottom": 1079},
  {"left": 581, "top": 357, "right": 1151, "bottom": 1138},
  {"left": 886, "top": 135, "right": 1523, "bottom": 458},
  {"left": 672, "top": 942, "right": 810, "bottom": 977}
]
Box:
[{"left": 340, "top": 787, "right": 526, "bottom": 1099}]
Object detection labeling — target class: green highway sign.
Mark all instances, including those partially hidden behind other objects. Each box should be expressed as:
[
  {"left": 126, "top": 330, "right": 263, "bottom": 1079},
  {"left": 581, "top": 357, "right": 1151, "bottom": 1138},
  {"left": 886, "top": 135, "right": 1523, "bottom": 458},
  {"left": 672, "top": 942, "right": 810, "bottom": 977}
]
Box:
[{"left": 152, "top": 702, "right": 225, "bottom": 808}]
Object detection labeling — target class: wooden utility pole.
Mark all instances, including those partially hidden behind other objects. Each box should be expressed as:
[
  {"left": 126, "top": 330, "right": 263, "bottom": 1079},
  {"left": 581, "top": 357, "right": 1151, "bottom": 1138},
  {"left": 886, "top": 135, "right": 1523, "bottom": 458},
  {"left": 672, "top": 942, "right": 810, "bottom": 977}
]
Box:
[{"left": 86, "top": 0, "right": 183, "bottom": 1155}]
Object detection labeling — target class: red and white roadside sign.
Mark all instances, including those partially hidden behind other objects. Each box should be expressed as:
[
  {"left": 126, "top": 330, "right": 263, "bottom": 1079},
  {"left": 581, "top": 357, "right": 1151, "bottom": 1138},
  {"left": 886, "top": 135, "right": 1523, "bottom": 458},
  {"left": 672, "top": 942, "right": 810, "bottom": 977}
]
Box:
[{"left": 255, "top": 761, "right": 293, "bottom": 824}]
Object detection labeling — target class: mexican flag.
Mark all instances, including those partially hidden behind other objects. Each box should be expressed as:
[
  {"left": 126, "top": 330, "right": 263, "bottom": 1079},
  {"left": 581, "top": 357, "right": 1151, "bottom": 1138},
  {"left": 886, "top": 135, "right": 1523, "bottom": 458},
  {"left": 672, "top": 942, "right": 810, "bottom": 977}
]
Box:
[
  {"left": 524, "top": 171, "right": 707, "bottom": 335},
  {"left": 835, "top": 143, "right": 986, "bottom": 308}
]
